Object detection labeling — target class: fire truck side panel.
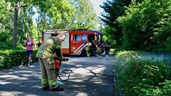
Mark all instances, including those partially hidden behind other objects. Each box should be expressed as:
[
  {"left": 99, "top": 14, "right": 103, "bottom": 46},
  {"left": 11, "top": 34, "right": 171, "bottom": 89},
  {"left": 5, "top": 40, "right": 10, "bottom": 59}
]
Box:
[
  {"left": 61, "top": 32, "right": 70, "bottom": 54},
  {"left": 70, "top": 30, "right": 92, "bottom": 55},
  {"left": 70, "top": 33, "right": 83, "bottom": 55},
  {"left": 43, "top": 33, "right": 51, "bottom": 42}
]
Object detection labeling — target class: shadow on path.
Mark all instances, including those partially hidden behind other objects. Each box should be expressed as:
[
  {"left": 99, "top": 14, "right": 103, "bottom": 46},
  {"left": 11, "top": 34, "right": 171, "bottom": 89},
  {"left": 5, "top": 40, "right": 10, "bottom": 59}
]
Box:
[{"left": 0, "top": 55, "right": 115, "bottom": 96}]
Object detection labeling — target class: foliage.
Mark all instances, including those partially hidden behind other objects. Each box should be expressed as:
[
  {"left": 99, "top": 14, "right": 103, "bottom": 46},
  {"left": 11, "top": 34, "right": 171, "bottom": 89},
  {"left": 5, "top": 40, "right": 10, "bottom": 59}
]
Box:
[
  {"left": 101, "top": 0, "right": 171, "bottom": 52},
  {"left": 115, "top": 50, "right": 142, "bottom": 61},
  {"left": 0, "top": 49, "right": 37, "bottom": 68},
  {"left": 45, "top": 0, "right": 75, "bottom": 29},
  {"left": 32, "top": 0, "right": 98, "bottom": 29},
  {"left": 117, "top": 0, "right": 171, "bottom": 52},
  {"left": 1, "top": 0, "right": 98, "bottom": 49},
  {"left": 0, "top": 0, "right": 13, "bottom": 43},
  {"left": 101, "top": 25, "right": 117, "bottom": 47},
  {"left": 100, "top": 0, "right": 133, "bottom": 48},
  {"left": 115, "top": 51, "right": 171, "bottom": 96},
  {"left": 0, "top": 42, "right": 13, "bottom": 50},
  {"left": 69, "top": 0, "right": 99, "bottom": 29}
]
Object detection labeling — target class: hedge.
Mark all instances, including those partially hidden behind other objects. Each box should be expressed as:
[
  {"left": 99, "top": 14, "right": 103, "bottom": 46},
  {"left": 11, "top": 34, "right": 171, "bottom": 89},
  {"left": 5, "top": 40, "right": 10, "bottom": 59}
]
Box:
[
  {"left": 0, "top": 49, "right": 38, "bottom": 69},
  {"left": 115, "top": 51, "right": 171, "bottom": 96}
]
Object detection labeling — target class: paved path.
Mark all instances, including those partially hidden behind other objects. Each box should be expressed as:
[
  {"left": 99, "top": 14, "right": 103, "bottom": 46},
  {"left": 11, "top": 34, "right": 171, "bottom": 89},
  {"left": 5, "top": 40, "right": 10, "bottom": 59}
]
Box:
[{"left": 0, "top": 55, "right": 115, "bottom": 96}]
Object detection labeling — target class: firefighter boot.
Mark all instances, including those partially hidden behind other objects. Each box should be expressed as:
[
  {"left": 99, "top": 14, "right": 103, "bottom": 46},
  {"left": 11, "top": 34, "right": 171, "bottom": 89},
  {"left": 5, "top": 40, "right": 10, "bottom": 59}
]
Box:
[{"left": 50, "top": 86, "right": 64, "bottom": 91}]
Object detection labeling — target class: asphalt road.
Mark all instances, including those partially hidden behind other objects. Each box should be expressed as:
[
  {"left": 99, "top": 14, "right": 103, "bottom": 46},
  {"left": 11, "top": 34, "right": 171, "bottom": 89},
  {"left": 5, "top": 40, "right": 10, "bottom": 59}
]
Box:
[{"left": 0, "top": 55, "right": 115, "bottom": 96}]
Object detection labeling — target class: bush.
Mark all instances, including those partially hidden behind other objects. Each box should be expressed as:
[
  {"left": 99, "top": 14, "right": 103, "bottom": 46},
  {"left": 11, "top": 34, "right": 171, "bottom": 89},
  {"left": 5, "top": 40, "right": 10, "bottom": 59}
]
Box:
[
  {"left": 115, "top": 51, "right": 171, "bottom": 96},
  {"left": 0, "top": 49, "right": 38, "bottom": 69},
  {"left": 0, "top": 42, "right": 13, "bottom": 50},
  {"left": 115, "top": 51, "right": 142, "bottom": 62}
]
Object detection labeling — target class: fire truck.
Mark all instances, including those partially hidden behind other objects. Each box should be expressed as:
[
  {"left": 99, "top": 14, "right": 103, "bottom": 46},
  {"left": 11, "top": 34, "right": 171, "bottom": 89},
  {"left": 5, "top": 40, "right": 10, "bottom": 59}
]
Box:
[{"left": 42, "top": 29, "right": 102, "bottom": 56}]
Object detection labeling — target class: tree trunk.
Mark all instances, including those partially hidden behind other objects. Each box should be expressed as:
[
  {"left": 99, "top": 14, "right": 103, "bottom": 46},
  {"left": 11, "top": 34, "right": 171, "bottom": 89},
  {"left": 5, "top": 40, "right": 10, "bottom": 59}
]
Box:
[{"left": 13, "top": 0, "right": 18, "bottom": 48}]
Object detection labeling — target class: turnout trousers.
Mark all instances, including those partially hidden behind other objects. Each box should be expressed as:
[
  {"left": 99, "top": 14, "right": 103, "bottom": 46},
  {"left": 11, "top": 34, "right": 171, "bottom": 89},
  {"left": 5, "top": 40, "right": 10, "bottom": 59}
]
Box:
[{"left": 38, "top": 58, "right": 58, "bottom": 89}]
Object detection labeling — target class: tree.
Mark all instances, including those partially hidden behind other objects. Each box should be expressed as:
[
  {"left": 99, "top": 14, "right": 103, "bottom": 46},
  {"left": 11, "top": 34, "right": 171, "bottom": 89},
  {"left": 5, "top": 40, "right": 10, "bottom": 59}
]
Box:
[
  {"left": 118, "top": 0, "right": 171, "bottom": 52},
  {"left": 100, "top": 0, "right": 143, "bottom": 48},
  {"left": 3, "top": 0, "right": 76, "bottom": 47},
  {"left": 69, "top": 0, "right": 99, "bottom": 29},
  {"left": 100, "top": 0, "right": 132, "bottom": 47},
  {"left": 4, "top": 0, "right": 29, "bottom": 48},
  {"left": 31, "top": 0, "right": 75, "bottom": 29},
  {"left": 0, "top": 0, "right": 14, "bottom": 48},
  {"left": 1, "top": 0, "right": 99, "bottom": 49}
]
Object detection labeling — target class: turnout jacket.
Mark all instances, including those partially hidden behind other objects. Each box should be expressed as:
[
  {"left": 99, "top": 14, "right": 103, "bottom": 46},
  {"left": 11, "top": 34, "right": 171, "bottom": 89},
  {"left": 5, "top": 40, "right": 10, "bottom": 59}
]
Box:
[{"left": 36, "top": 36, "right": 64, "bottom": 60}]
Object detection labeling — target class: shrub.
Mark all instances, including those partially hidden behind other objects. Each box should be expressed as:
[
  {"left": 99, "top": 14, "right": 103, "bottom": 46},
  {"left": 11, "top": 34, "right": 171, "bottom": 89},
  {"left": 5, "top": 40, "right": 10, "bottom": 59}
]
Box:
[
  {"left": 0, "top": 42, "right": 12, "bottom": 50},
  {"left": 115, "top": 51, "right": 142, "bottom": 62},
  {"left": 115, "top": 51, "right": 171, "bottom": 96},
  {"left": 0, "top": 49, "right": 37, "bottom": 69}
]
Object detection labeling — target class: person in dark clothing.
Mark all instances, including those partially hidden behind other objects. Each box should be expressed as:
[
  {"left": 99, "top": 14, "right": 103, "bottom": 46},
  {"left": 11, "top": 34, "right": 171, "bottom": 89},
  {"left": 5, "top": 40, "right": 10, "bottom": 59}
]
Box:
[
  {"left": 104, "top": 41, "right": 110, "bottom": 60},
  {"left": 90, "top": 40, "right": 97, "bottom": 56},
  {"left": 96, "top": 40, "right": 104, "bottom": 58}
]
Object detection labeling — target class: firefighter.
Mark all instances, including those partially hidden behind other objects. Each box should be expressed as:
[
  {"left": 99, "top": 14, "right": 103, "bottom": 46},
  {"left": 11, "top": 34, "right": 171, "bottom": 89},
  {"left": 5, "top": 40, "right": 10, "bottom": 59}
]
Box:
[
  {"left": 85, "top": 41, "right": 92, "bottom": 57},
  {"left": 36, "top": 33, "right": 68, "bottom": 91}
]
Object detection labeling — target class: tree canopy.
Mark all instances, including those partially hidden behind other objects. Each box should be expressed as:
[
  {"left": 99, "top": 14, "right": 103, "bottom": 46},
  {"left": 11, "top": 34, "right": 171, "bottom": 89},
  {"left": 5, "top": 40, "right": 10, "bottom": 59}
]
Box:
[
  {"left": 101, "top": 0, "right": 171, "bottom": 52},
  {"left": 1, "top": 0, "right": 99, "bottom": 48}
]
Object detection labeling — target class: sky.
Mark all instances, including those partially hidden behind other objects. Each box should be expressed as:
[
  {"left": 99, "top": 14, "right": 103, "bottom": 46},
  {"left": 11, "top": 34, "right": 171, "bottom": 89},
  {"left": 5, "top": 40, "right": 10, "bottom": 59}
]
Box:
[{"left": 90, "top": 0, "right": 107, "bottom": 16}]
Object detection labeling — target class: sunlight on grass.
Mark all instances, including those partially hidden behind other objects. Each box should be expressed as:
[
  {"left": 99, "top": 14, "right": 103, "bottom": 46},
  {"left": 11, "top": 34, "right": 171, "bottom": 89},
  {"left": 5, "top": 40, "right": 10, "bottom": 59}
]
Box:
[{"left": 110, "top": 48, "right": 115, "bottom": 53}]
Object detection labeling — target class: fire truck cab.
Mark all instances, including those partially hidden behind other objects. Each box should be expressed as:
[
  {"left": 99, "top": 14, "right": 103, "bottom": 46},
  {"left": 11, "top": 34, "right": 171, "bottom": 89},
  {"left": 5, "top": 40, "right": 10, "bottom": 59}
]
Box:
[{"left": 42, "top": 29, "right": 102, "bottom": 56}]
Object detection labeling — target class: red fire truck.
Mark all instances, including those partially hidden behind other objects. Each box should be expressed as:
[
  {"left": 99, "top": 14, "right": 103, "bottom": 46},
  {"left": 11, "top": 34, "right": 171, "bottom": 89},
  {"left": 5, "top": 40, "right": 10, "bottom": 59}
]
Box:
[{"left": 42, "top": 29, "right": 102, "bottom": 56}]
